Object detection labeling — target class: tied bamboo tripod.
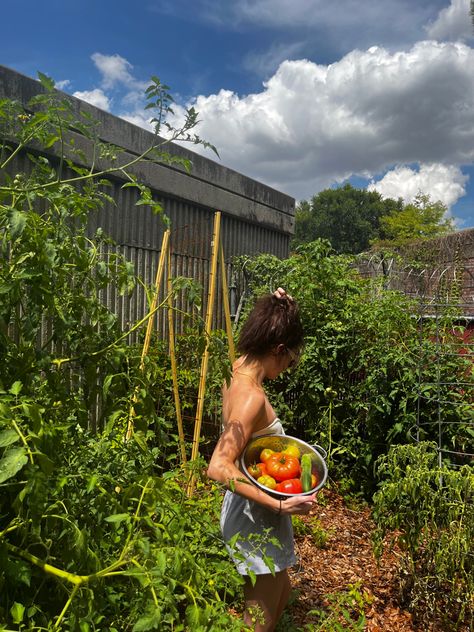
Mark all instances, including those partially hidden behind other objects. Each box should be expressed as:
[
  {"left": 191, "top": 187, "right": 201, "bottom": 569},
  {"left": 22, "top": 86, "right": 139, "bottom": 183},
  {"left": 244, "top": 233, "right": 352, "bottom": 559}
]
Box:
[{"left": 126, "top": 212, "right": 235, "bottom": 497}]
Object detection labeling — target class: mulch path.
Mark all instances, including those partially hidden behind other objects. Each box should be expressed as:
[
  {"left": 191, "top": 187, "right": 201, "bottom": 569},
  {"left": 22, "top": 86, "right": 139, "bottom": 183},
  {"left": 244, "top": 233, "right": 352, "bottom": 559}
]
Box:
[{"left": 285, "top": 487, "right": 466, "bottom": 631}]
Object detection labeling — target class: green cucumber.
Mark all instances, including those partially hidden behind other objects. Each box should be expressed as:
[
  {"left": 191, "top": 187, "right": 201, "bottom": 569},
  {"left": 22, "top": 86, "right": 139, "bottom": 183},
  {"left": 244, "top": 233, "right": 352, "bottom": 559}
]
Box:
[{"left": 301, "top": 453, "right": 313, "bottom": 492}]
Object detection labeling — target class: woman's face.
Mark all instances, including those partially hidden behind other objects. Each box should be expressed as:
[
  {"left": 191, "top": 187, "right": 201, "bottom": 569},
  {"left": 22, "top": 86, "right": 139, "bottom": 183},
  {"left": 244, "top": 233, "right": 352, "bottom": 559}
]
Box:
[{"left": 266, "top": 345, "right": 300, "bottom": 379}]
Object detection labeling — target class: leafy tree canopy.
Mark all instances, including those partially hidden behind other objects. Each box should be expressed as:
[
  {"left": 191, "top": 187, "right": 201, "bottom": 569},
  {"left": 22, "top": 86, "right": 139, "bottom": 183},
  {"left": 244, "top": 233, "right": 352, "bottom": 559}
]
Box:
[
  {"left": 376, "top": 193, "right": 455, "bottom": 247},
  {"left": 293, "top": 185, "right": 455, "bottom": 254},
  {"left": 293, "top": 184, "right": 403, "bottom": 254}
]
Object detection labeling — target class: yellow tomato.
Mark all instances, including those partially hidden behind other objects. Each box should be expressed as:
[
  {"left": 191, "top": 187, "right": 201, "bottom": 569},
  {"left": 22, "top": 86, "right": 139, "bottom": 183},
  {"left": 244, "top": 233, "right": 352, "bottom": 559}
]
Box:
[
  {"left": 282, "top": 445, "right": 301, "bottom": 460},
  {"left": 257, "top": 474, "right": 277, "bottom": 490},
  {"left": 260, "top": 448, "right": 275, "bottom": 463}
]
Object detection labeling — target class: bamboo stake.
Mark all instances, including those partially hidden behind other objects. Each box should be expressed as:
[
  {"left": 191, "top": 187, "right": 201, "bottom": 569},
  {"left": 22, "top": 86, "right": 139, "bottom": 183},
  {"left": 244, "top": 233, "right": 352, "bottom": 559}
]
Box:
[
  {"left": 219, "top": 239, "right": 235, "bottom": 364},
  {"left": 167, "top": 245, "right": 187, "bottom": 464},
  {"left": 187, "top": 212, "right": 221, "bottom": 495},
  {"left": 139, "top": 230, "right": 170, "bottom": 370},
  {"left": 126, "top": 230, "right": 170, "bottom": 441}
]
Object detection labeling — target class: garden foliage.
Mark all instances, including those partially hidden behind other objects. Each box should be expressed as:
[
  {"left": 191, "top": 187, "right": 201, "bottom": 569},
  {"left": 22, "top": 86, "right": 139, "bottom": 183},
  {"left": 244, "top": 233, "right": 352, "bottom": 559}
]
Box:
[
  {"left": 0, "top": 75, "right": 244, "bottom": 630},
  {"left": 0, "top": 72, "right": 472, "bottom": 630},
  {"left": 373, "top": 442, "right": 473, "bottom": 629},
  {"left": 235, "top": 241, "right": 473, "bottom": 493}
]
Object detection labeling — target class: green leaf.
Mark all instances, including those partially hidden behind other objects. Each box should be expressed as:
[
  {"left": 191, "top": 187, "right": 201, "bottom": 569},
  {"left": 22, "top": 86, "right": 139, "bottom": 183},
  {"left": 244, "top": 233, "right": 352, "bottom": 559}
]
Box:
[
  {"left": 132, "top": 609, "right": 162, "bottom": 631},
  {"left": 36, "top": 452, "right": 55, "bottom": 475},
  {"left": 0, "top": 429, "right": 19, "bottom": 447},
  {"left": 10, "top": 601, "right": 25, "bottom": 624},
  {"left": 154, "top": 550, "right": 166, "bottom": 574},
  {"left": 9, "top": 381, "right": 23, "bottom": 396},
  {"left": 104, "top": 513, "right": 130, "bottom": 524},
  {"left": 8, "top": 210, "right": 27, "bottom": 239},
  {"left": 3, "top": 556, "right": 31, "bottom": 587},
  {"left": 21, "top": 402, "right": 42, "bottom": 432},
  {"left": 0, "top": 447, "right": 28, "bottom": 483},
  {"left": 37, "top": 71, "right": 55, "bottom": 91},
  {"left": 185, "top": 604, "right": 202, "bottom": 626},
  {"left": 86, "top": 474, "right": 98, "bottom": 493}
]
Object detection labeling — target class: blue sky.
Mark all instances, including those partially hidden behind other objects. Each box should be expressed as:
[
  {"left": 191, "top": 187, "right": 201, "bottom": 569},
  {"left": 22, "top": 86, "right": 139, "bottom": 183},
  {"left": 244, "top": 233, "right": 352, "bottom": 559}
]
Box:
[{"left": 2, "top": 0, "right": 474, "bottom": 228}]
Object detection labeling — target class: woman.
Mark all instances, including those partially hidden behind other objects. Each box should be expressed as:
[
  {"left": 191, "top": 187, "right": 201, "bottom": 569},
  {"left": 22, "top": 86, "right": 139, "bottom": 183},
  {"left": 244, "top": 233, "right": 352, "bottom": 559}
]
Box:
[{"left": 207, "top": 288, "right": 316, "bottom": 631}]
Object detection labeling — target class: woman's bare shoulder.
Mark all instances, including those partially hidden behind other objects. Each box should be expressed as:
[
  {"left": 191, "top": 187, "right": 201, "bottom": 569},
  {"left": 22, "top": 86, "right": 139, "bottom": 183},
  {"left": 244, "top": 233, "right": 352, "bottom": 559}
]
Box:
[{"left": 223, "top": 382, "right": 266, "bottom": 428}]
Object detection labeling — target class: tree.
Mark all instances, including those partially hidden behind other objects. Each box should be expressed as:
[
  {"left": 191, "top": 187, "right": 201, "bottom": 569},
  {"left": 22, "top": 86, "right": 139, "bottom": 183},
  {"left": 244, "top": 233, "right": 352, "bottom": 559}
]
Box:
[
  {"left": 377, "top": 193, "right": 455, "bottom": 247},
  {"left": 292, "top": 184, "right": 402, "bottom": 254}
]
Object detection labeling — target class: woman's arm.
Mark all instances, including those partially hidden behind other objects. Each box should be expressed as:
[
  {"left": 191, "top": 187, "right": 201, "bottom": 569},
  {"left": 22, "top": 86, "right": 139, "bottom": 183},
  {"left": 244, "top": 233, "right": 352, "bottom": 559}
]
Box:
[{"left": 207, "top": 389, "right": 315, "bottom": 515}]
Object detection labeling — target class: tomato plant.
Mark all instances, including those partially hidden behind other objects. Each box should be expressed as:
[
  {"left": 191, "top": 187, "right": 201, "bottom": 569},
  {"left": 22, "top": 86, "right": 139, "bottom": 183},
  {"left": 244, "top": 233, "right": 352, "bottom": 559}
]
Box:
[
  {"left": 0, "top": 74, "right": 244, "bottom": 631},
  {"left": 266, "top": 452, "right": 301, "bottom": 482}
]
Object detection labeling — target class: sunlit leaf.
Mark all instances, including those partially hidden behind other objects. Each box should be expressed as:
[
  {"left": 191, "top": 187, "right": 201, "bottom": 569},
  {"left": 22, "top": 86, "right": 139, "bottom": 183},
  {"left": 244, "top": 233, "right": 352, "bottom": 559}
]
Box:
[{"left": 0, "top": 447, "right": 28, "bottom": 483}]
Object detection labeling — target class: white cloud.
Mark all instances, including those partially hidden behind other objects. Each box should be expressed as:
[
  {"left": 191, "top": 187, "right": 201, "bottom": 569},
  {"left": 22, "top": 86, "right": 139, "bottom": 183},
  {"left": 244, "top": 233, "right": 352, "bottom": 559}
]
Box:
[
  {"left": 71, "top": 53, "right": 155, "bottom": 128},
  {"left": 91, "top": 53, "right": 148, "bottom": 92},
  {"left": 425, "top": 0, "right": 473, "bottom": 42},
  {"left": 367, "top": 163, "right": 468, "bottom": 209},
  {"left": 73, "top": 88, "right": 111, "bottom": 111},
  {"left": 55, "top": 79, "right": 71, "bottom": 91},
  {"left": 167, "top": 40, "right": 474, "bottom": 202}
]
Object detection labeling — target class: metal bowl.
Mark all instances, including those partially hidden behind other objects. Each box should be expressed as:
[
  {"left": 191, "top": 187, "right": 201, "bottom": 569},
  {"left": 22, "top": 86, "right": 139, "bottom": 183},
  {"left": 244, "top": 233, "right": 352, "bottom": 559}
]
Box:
[{"left": 240, "top": 434, "right": 328, "bottom": 499}]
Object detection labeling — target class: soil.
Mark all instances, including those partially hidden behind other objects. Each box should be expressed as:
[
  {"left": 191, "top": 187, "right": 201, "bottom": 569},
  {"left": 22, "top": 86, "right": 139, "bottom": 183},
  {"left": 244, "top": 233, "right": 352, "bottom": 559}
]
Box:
[{"left": 284, "top": 487, "right": 469, "bottom": 632}]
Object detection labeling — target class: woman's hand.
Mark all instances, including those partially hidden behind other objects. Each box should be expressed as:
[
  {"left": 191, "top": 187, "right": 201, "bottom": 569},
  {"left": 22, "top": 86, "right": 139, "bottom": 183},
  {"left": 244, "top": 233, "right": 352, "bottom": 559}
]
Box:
[
  {"left": 273, "top": 287, "right": 293, "bottom": 301},
  {"left": 279, "top": 494, "right": 316, "bottom": 515}
]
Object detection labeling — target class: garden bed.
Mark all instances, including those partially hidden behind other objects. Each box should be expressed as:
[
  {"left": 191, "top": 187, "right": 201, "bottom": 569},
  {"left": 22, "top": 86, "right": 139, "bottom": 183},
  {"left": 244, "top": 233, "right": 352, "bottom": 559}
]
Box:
[{"left": 284, "top": 487, "right": 469, "bottom": 631}]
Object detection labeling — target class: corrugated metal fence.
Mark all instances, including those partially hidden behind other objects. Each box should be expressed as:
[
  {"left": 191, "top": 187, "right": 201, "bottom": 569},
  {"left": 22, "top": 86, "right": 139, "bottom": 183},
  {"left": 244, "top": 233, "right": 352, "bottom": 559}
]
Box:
[{"left": 0, "top": 65, "right": 295, "bottom": 338}]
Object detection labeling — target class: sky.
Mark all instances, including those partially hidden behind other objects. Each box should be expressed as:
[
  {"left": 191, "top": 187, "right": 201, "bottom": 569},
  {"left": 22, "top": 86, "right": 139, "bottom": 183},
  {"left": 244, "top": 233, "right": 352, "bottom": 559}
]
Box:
[{"left": 2, "top": 0, "right": 474, "bottom": 229}]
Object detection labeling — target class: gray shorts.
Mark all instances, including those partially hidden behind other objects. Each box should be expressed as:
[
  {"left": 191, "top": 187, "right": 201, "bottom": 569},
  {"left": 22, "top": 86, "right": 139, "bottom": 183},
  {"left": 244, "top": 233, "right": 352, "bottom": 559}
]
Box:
[{"left": 220, "top": 490, "right": 296, "bottom": 576}]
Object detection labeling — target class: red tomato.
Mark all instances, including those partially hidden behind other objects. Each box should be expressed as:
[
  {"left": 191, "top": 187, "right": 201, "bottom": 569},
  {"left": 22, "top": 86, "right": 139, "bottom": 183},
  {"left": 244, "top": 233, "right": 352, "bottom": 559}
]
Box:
[
  {"left": 257, "top": 462, "right": 268, "bottom": 476},
  {"left": 276, "top": 478, "right": 303, "bottom": 494},
  {"left": 266, "top": 452, "right": 301, "bottom": 482}
]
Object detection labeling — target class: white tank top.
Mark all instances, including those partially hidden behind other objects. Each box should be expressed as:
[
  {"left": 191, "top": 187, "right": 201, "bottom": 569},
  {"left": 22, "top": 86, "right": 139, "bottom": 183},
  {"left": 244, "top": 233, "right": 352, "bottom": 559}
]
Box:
[{"left": 251, "top": 417, "right": 285, "bottom": 437}]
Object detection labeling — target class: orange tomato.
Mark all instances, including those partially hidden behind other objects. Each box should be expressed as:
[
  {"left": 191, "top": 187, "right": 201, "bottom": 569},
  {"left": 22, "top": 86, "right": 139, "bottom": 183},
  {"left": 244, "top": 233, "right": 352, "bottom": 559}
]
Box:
[
  {"left": 248, "top": 463, "right": 262, "bottom": 478},
  {"left": 266, "top": 452, "right": 301, "bottom": 482}
]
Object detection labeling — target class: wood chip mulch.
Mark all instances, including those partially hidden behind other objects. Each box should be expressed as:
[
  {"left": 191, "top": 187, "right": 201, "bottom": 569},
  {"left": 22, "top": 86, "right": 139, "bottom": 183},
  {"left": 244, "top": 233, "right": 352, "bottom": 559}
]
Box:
[{"left": 286, "top": 487, "right": 467, "bottom": 631}]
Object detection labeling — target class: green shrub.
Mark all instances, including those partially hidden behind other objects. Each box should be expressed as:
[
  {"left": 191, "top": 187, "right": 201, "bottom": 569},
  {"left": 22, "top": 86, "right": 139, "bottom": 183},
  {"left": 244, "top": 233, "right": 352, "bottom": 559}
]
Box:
[
  {"left": 372, "top": 442, "right": 473, "bottom": 629},
  {"left": 304, "top": 582, "right": 371, "bottom": 631}
]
